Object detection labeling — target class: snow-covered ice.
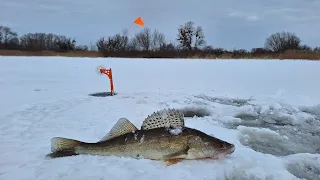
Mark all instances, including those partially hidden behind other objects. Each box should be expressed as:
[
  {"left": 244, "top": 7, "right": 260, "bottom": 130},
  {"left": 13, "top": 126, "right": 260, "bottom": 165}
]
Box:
[{"left": 0, "top": 56, "right": 320, "bottom": 180}]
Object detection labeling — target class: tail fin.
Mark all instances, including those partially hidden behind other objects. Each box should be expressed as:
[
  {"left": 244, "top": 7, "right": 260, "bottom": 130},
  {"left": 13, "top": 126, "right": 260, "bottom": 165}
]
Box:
[
  {"left": 51, "top": 137, "right": 82, "bottom": 152},
  {"left": 45, "top": 137, "right": 82, "bottom": 158}
]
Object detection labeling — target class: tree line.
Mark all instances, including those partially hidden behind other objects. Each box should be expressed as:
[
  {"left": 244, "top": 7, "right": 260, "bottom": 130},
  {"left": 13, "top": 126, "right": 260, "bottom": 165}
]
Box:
[{"left": 1, "top": 22, "right": 319, "bottom": 58}]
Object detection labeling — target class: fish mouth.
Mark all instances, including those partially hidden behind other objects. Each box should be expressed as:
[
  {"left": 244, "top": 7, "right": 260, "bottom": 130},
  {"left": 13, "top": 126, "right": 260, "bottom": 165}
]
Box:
[
  {"left": 226, "top": 144, "right": 235, "bottom": 154},
  {"left": 210, "top": 144, "right": 235, "bottom": 160},
  {"left": 220, "top": 144, "right": 235, "bottom": 156}
]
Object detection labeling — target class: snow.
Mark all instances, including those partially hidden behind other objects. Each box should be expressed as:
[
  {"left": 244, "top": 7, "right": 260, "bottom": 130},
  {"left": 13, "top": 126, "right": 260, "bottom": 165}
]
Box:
[
  {"left": 169, "top": 126, "right": 183, "bottom": 135},
  {"left": 1, "top": 56, "right": 320, "bottom": 180}
]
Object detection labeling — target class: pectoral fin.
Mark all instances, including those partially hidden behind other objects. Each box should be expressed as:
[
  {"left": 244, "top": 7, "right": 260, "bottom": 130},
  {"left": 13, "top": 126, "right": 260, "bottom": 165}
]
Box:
[
  {"left": 163, "top": 147, "right": 189, "bottom": 160},
  {"left": 161, "top": 146, "right": 189, "bottom": 167}
]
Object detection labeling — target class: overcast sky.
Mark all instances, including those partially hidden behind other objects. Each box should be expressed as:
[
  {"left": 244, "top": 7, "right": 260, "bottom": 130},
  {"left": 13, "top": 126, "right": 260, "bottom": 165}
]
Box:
[{"left": 1, "top": 0, "right": 319, "bottom": 50}]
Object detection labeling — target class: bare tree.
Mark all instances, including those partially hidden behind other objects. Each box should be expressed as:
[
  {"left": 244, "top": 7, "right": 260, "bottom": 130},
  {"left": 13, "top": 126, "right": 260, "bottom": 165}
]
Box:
[
  {"left": 132, "top": 28, "right": 167, "bottom": 51},
  {"left": 0, "top": 26, "right": 3, "bottom": 44},
  {"left": 314, "top": 47, "right": 320, "bottom": 52},
  {"left": 89, "top": 42, "right": 97, "bottom": 51},
  {"left": 152, "top": 29, "right": 166, "bottom": 50},
  {"left": 202, "top": 45, "right": 214, "bottom": 53},
  {"left": 298, "top": 44, "right": 312, "bottom": 52},
  {"left": 20, "top": 33, "right": 46, "bottom": 50},
  {"left": 0, "top": 26, "right": 19, "bottom": 49},
  {"left": 177, "top": 21, "right": 205, "bottom": 51},
  {"left": 134, "top": 27, "right": 152, "bottom": 51},
  {"left": 75, "top": 45, "right": 88, "bottom": 51},
  {"left": 265, "top": 31, "right": 301, "bottom": 52},
  {"left": 128, "top": 38, "right": 138, "bottom": 51},
  {"left": 19, "top": 33, "right": 75, "bottom": 51},
  {"left": 96, "top": 37, "right": 106, "bottom": 52},
  {"left": 159, "top": 42, "right": 176, "bottom": 52},
  {"left": 45, "top": 33, "right": 55, "bottom": 50},
  {"left": 96, "top": 32, "right": 129, "bottom": 53},
  {"left": 53, "top": 35, "right": 76, "bottom": 51},
  {"left": 106, "top": 34, "right": 129, "bottom": 51},
  {"left": 251, "top": 48, "right": 269, "bottom": 56},
  {"left": 194, "top": 26, "right": 205, "bottom": 50}
]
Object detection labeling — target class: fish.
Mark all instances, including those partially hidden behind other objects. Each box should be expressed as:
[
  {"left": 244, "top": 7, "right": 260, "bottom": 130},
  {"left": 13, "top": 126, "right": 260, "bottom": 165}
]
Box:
[{"left": 46, "top": 108, "right": 235, "bottom": 166}]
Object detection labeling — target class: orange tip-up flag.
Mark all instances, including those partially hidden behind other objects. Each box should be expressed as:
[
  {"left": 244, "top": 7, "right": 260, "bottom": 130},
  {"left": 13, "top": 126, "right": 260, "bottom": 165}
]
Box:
[{"left": 134, "top": 17, "right": 144, "bottom": 26}]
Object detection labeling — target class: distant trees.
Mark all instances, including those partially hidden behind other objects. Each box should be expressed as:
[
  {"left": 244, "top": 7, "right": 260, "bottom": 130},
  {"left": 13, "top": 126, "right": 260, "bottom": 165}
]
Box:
[
  {"left": 96, "top": 33, "right": 129, "bottom": 52},
  {"left": 0, "top": 22, "right": 319, "bottom": 59},
  {"left": 132, "top": 28, "right": 152, "bottom": 51},
  {"left": 177, "top": 21, "right": 205, "bottom": 51},
  {"left": 132, "top": 28, "right": 166, "bottom": 51},
  {"left": 314, "top": 47, "right": 320, "bottom": 52},
  {"left": 0, "top": 25, "right": 81, "bottom": 52},
  {"left": 97, "top": 27, "right": 167, "bottom": 55},
  {"left": 264, "top": 31, "right": 301, "bottom": 52},
  {"left": 0, "top": 26, "right": 19, "bottom": 49},
  {"left": 298, "top": 44, "right": 312, "bottom": 51},
  {"left": 159, "top": 42, "right": 176, "bottom": 52},
  {"left": 19, "top": 33, "right": 77, "bottom": 51}
]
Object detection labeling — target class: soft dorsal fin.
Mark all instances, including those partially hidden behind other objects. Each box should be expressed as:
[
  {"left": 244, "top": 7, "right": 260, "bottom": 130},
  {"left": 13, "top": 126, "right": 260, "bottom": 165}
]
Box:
[
  {"left": 141, "top": 108, "right": 185, "bottom": 130},
  {"left": 98, "top": 118, "right": 138, "bottom": 142}
]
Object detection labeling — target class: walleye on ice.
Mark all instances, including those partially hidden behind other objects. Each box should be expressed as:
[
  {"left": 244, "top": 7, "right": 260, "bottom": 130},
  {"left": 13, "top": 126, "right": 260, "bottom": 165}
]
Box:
[{"left": 46, "top": 109, "right": 235, "bottom": 166}]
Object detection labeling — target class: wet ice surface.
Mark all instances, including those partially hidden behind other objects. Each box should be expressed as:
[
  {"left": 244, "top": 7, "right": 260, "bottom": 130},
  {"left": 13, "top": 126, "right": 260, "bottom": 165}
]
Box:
[
  {"left": 203, "top": 96, "right": 320, "bottom": 156},
  {"left": 192, "top": 95, "right": 320, "bottom": 180},
  {"left": 1, "top": 57, "right": 320, "bottom": 180}
]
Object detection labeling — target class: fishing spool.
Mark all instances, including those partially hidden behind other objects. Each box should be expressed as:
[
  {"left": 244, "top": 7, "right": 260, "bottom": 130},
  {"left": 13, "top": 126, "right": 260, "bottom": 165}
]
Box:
[{"left": 96, "top": 65, "right": 106, "bottom": 75}]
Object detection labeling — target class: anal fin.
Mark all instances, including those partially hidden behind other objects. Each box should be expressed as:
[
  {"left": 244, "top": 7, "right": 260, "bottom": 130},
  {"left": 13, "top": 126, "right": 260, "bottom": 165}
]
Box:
[
  {"left": 99, "top": 118, "right": 138, "bottom": 142},
  {"left": 164, "top": 159, "right": 184, "bottom": 167}
]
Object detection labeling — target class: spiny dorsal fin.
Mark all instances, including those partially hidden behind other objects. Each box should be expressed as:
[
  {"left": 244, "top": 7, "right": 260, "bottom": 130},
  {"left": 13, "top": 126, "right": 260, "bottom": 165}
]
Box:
[
  {"left": 98, "top": 118, "right": 138, "bottom": 142},
  {"left": 141, "top": 108, "right": 184, "bottom": 130}
]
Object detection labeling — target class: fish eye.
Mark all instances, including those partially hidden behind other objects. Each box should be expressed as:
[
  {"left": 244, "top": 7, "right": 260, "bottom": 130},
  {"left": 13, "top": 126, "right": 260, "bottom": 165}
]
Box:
[{"left": 220, "top": 144, "right": 224, "bottom": 148}]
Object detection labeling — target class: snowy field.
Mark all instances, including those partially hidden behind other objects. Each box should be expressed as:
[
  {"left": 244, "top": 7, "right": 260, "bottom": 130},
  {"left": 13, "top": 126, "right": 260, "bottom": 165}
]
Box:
[{"left": 0, "top": 56, "right": 320, "bottom": 180}]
